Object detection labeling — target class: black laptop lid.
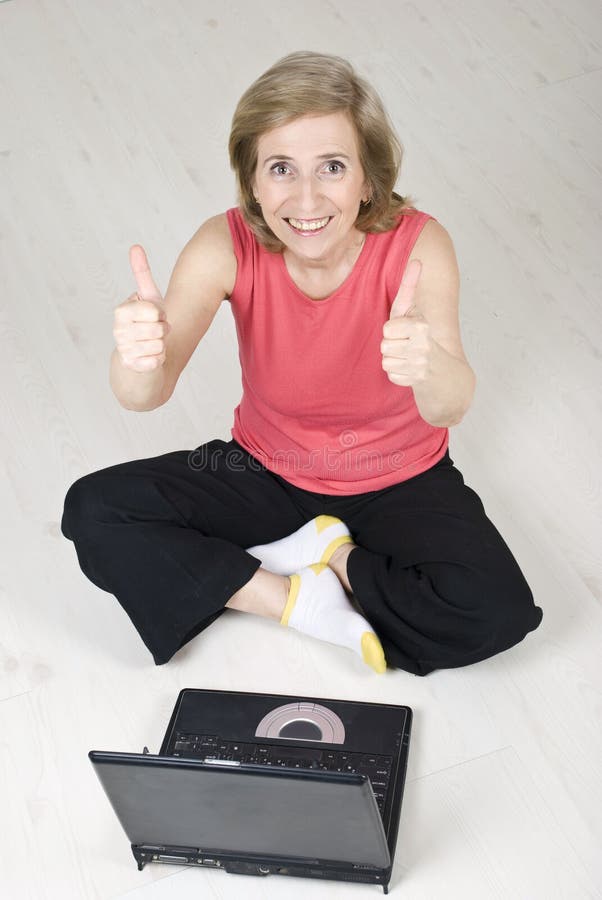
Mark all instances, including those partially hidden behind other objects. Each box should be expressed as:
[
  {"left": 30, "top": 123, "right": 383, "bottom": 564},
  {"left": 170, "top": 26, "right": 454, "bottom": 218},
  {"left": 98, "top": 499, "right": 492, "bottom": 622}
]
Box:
[{"left": 89, "top": 752, "right": 391, "bottom": 868}]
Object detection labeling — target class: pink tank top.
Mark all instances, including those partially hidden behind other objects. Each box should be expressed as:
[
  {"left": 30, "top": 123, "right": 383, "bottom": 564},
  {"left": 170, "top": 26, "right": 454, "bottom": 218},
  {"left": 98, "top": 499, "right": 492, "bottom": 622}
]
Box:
[{"left": 225, "top": 206, "right": 449, "bottom": 495}]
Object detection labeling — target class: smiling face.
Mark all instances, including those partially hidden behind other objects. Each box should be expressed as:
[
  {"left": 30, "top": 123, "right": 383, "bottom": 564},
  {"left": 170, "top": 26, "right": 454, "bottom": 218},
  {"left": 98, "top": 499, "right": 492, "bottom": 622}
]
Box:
[{"left": 251, "top": 111, "right": 371, "bottom": 268}]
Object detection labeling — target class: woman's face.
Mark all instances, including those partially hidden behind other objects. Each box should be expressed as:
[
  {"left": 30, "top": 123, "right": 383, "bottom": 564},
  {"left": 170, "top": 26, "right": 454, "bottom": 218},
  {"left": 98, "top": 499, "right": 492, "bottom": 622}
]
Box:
[{"left": 252, "top": 111, "right": 370, "bottom": 264}]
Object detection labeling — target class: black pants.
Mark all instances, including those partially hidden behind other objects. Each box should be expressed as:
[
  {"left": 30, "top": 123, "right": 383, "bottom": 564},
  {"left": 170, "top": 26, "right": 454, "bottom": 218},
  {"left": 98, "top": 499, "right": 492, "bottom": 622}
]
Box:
[{"left": 60, "top": 438, "right": 542, "bottom": 675}]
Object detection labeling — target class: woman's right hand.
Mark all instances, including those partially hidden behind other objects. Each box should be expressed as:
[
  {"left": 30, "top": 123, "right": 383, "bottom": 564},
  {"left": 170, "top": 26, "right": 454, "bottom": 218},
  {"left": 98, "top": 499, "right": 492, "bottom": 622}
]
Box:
[{"left": 113, "top": 245, "right": 171, "bottom": 372}]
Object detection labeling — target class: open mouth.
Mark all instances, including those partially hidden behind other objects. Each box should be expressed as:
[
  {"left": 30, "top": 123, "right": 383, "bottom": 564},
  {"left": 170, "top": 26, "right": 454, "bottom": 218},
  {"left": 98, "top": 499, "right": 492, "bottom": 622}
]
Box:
[{"left": 284, "top": 216, "right": 334, "bottom": 236}]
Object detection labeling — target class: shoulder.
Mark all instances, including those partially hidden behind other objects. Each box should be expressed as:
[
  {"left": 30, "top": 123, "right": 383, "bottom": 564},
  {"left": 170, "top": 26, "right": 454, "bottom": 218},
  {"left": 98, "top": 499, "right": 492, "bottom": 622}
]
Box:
[
  {"left": 408, "top": 218, "right": 459, "bottom": 283},
  {"left": 190, "top": 211, "right": 238, "bottom": 298}
]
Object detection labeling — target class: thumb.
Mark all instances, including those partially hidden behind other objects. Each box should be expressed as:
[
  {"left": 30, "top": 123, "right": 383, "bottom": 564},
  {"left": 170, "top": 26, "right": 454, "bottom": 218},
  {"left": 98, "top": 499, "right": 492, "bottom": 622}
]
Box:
[
  {"left": 389, "top": 258, "right": 422, "bottom": 320},
  {"left": 129, "top": 245, "right": 163, "bottom": 302}
]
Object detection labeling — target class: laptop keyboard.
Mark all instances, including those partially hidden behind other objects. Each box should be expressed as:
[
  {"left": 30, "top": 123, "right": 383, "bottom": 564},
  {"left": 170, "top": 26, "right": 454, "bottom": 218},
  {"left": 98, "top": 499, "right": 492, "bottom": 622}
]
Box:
[{"left": 170, "top": 732, "right": 392, "bottom": 815}]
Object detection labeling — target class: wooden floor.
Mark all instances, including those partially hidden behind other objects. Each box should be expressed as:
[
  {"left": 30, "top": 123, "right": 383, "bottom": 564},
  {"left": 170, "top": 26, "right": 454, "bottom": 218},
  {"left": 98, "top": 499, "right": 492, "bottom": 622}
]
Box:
[{"left": 1, "top": 1, "right": 601, "bottom": 897}]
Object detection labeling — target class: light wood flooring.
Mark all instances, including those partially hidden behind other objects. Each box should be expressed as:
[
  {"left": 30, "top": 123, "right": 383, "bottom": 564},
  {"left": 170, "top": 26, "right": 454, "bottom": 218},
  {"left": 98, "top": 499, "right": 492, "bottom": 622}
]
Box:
[{"left": 0, "top": 1, "right": 601, "bottom": 897}]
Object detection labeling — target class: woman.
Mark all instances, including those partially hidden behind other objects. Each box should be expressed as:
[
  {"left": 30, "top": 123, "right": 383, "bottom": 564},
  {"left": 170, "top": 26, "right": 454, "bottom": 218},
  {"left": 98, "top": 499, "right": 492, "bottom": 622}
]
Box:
[{"left": 61, "top": 51, "right": 543, "bottom": 675}]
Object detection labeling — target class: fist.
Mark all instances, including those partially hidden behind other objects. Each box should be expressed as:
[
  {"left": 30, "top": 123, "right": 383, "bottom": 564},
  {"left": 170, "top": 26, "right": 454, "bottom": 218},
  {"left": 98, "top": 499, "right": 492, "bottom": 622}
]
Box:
[
  {"left": 380, "top": 258, "right": 433, "bottom": 386},
  {"left": 113, "top": 245, "right": 171, "bottom": 372}
]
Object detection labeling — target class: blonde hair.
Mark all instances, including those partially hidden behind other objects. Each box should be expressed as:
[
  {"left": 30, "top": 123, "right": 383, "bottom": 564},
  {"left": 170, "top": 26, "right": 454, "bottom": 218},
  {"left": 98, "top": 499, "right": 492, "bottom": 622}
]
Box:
[{"left": 228, "top": 51, "right": 418, "bottom": 253}]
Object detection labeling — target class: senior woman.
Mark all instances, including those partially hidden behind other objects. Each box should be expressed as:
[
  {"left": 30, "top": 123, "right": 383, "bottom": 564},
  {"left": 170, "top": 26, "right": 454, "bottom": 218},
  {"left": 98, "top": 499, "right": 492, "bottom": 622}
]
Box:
[{"left": 61, "top": 51, "right": 543, "bottom": 675}]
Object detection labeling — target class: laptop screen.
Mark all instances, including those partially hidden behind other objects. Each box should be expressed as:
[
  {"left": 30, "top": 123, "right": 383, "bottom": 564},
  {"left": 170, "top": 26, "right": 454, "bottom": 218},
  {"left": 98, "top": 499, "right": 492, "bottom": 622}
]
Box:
[{"left": 90, "top": 752, "right": 391, "bottom": 868}]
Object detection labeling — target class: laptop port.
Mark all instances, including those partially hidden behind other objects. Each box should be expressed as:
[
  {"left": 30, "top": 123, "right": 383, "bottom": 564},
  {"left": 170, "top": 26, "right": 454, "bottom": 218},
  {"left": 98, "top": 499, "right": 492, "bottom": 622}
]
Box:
[
  {"left": 202, "top": 858, "right": 219, "bottom": 866},
  {"left": 156, "top": 855, "right": 188, "bottom": 864}
]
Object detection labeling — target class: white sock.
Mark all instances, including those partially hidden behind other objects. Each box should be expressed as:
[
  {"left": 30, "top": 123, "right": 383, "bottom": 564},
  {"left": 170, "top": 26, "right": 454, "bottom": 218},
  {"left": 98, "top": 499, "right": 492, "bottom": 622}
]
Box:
[
  {"left": 246, "top": 515, "right": 353, "bottom": 575},
  {"left": 281, "top": 564, "right": 386, "bottom": 674}
]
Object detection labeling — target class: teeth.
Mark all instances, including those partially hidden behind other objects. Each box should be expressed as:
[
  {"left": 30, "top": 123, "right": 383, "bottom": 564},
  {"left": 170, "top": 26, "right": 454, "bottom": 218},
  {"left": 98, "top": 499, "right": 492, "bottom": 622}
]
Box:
[{"left": 288, "top": 216, "right": 330, "bottom": 231}]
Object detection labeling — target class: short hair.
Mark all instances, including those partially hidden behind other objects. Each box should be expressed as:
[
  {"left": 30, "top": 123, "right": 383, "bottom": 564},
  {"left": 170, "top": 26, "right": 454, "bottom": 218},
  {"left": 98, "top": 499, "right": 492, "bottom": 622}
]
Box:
[{"left": 228, "top": 51, "right": 418, "bottom": 253}]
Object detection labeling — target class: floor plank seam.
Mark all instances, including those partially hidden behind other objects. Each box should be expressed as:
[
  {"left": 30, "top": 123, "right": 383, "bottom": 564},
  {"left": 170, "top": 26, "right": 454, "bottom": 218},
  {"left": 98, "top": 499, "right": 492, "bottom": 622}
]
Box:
[{"left": 407, "top": 745, "right": 514, "bottom": 783}]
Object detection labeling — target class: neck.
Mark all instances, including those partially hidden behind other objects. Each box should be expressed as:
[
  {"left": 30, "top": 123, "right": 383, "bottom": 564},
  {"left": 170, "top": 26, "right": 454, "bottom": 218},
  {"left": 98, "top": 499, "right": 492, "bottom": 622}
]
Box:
[{"left": 284, "top": 229, "right": 366, "bottom": 276}]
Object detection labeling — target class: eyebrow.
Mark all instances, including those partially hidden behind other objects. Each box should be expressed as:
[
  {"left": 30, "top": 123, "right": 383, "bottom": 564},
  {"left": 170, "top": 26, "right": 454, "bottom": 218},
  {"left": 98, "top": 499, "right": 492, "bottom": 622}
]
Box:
[{"left": 262, "top": 153, "right": 351, "bottom": 166}]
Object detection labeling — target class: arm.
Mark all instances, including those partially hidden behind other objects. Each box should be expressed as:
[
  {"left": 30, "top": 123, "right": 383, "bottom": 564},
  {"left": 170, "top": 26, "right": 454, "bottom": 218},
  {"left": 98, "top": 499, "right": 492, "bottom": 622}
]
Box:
[
  {"left": 110, "top": 214, "right": 234, "bottom": 411},
  {"left": 381, "top": 219, "right": 476, "bottom": 427},
  {"left": 411, "top": 341, "right": 476, "bottom": 427},
  {"left": 110, "top": 347, "right": 167, "bottom": 412}
]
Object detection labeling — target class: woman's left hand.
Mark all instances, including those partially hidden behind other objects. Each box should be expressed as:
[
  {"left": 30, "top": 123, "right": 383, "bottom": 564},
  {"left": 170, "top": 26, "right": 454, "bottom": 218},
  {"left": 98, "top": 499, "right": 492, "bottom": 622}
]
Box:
[{"left": 380, "top": 258, "right": 434, "bottom": 387}]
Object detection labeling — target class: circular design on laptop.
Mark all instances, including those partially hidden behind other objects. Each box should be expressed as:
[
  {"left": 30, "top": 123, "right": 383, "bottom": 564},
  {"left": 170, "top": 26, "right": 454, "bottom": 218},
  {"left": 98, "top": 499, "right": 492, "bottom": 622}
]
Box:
[{"left": 255, "top": 702, "right": 346, "bottom": 744}]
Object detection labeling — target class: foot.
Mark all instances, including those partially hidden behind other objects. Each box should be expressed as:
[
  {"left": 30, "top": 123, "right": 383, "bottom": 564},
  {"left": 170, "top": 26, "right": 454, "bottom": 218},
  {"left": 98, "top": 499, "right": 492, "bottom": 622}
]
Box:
[
  {"left": 246, "top": 516, "right": 353, "bottom": 575},
  {"left": 281, "top": 563, "right": 386, "bottom": 674}
]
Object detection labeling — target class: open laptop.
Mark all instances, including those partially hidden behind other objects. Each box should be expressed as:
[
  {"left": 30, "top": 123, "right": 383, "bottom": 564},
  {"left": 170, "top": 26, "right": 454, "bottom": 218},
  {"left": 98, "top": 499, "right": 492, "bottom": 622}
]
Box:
[{"left": 89, "top": 687, "right": 412, "bottom": 894}]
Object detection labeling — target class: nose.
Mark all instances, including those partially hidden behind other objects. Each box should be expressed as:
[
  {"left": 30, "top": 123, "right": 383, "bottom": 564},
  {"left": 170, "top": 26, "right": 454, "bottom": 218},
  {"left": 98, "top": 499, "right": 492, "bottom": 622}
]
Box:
[{"left": 293, "top": 175, "right": 325, "bottom": 215}]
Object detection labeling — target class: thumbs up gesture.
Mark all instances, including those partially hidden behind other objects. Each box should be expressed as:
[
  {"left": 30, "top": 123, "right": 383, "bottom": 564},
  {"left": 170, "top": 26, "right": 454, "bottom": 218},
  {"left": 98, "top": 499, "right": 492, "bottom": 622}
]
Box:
[
  {"left": 112, "top": 246, "right": 171, "bottom": 372},
  {"left": 380, "top": 258, "right": 433, "bottom": 387}
]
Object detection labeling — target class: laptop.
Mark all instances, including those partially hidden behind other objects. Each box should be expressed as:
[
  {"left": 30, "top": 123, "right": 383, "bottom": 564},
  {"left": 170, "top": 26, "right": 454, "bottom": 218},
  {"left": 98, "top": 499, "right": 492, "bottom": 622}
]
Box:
[{"left": 89, "top": 687, "right": 412, "bottom": 894}]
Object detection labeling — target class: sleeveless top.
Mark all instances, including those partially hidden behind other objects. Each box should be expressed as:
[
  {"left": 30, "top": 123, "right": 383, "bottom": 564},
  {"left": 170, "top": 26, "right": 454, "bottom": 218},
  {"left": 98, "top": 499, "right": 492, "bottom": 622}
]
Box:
[{"left": 225, "top": 206, "right": 449, "bottom": 495}]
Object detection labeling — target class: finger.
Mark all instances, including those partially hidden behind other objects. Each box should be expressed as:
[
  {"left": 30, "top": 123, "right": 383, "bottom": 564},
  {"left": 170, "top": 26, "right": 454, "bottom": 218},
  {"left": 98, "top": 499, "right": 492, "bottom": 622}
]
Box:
[
  {"left": 115, "top": 296, "right": 164, "bottom": 324},
  {"left": 381, "top": 338, "right": 410, "bottom": 357},
  {"left": 389, "top": 258, "right": 422, "bottom": 320},
  {"left": 122, "top": 346, "right": 166, "bottom": 369},
  {"left": 382, "top": 354, "right": 409, "bottom": 370},
  {"left": 382, "top": 319, "right": 414, "bottom": 342},
  {"left": 129, "top": 245, "right": 162, "bottom": 302},
  {"left": 128, "top": 355, "right": 164, "bottom": 372},
  {"left": 131, "top": 321, "right": 170, "bottom": 340}
]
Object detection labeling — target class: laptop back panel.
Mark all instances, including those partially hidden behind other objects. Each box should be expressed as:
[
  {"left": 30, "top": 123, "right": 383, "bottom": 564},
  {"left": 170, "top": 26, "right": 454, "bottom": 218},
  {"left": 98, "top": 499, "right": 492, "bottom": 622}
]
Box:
[{"left": 88, "top": 752, "right": 391, "bottom": 867}]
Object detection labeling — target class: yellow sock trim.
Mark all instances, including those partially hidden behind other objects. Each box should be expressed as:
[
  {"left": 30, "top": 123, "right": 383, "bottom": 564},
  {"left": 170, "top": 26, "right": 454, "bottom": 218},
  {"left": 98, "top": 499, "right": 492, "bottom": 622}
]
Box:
[
  {"left": 280, "top": 573, "right": 301, "bottom": 626},
  {"left": 361, "top": 632, "right": 387, "bottom": 674},
  {"left": 320, "top": 534, "right": 353, "bottom": 565},
  {"left": 315, "top": 514, "right": 343, "bottom": 534}
]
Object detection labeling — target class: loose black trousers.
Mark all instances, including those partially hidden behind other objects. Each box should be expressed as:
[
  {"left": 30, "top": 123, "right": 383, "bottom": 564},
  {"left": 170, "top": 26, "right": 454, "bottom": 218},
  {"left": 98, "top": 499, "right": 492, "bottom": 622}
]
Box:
[{"left": 60, "top": 437, "right": 542, "bottom": 675}]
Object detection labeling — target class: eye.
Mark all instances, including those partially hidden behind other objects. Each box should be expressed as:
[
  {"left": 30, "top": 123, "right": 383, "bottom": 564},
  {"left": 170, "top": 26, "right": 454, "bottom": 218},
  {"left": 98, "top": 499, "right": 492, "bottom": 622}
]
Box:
[
  {"left": 270, "top": 163, "right": 290, "bottom": 176},
  {"left": 326, "top": 160, "right": 345, "bottom": 174}
]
